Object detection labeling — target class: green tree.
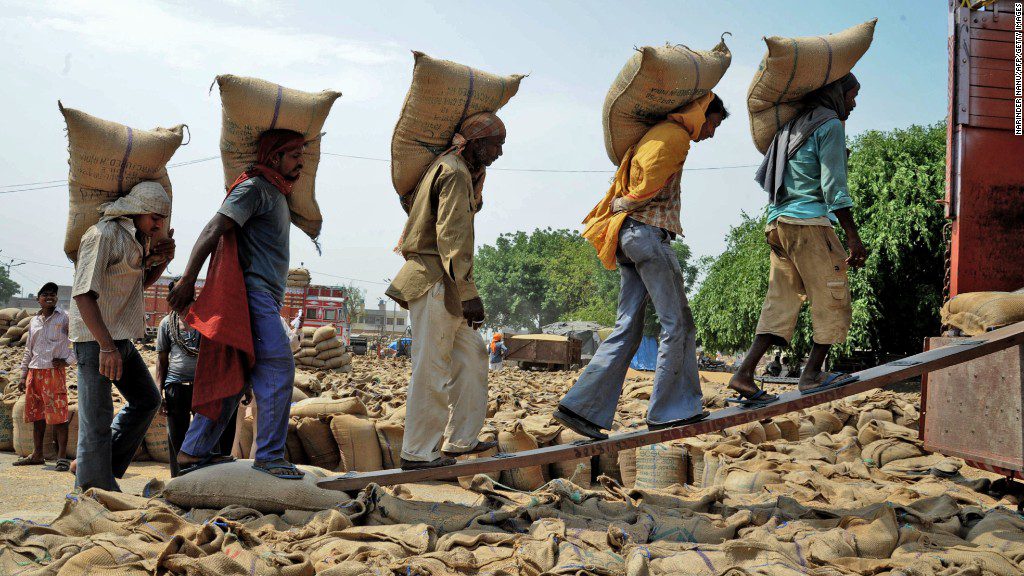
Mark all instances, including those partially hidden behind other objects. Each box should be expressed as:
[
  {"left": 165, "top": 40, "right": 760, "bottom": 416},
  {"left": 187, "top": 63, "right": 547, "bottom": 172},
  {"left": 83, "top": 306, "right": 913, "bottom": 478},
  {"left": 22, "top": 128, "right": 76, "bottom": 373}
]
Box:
[
  {"left": 692, "top": 122, "right": 947, "bottom": 360},
  {"left": 0, "top": 267, "right": 20, "bottom": 306},
  {"left": 340, "top": 283, "right": 366, "bottom": 322},
  {"left": 475, "top": 228, "right": 697, "bottom": 334}
]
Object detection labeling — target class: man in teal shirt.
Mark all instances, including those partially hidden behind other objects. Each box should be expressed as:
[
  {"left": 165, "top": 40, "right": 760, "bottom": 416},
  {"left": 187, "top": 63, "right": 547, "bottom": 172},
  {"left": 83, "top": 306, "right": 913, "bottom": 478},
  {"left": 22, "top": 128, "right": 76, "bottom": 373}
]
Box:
[{"left": 729, "top": 73, "right": 867, "bottom": 404}]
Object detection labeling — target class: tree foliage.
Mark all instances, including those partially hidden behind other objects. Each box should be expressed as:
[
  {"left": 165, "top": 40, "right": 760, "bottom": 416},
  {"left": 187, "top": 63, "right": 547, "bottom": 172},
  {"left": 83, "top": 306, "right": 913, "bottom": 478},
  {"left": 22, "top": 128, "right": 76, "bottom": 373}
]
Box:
[
  {"left": 0, "top": 267, "right": 19, "bottom": 306},
  {"left": 692, "top": 122, "right": 947, "bottom": 359},
  {"left": 475, "top": 228, "right": 696, "bottom": 333}
]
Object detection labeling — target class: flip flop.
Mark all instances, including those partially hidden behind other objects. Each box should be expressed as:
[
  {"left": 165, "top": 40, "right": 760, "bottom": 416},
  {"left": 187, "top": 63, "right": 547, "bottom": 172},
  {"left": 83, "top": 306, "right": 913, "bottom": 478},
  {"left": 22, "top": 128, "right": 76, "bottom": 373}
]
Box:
[
  {"left": 12, "top": 456, "right": 44, "bottom": 466},
  {"left": 800, "top": 372, "right": 860, "bottom": 395},
  {"left": 252, "top": 459, "right": 305, "bottom": 479},
  {"left": 442, "top": 440, "right": 499, "bottom": 458},
  {"left": 54, "top": 458, "right": 71, "bottom": 472},
  {"left": 647, "top": 410, "right": 711, "bottom": 431},
  {"left": 179, "top": 454, "right": 236, "bottom": 476},
  {"left": 724, "top": 388, "right": 780, "bottom": 409}
]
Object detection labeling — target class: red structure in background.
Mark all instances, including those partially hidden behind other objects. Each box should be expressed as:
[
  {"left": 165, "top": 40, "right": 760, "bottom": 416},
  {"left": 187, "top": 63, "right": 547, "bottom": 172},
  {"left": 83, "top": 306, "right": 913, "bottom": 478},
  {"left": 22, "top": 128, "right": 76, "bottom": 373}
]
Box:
[
  {"left": 946, "top": 0, "right": 1024, "bottom": 296},
  {"left": 145, "top": 278, "right": 352, "bottom": 344}
]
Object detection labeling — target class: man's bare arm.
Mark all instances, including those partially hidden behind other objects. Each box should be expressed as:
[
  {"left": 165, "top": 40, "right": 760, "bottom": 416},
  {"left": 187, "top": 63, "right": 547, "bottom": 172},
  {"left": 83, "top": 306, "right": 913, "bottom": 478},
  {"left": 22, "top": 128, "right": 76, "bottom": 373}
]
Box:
[
  {"left": 74, "top": 293, "right": 122, "bottom": 381},
  {"left": 167, "top": 214, "right": 235, "bottom": 314}
]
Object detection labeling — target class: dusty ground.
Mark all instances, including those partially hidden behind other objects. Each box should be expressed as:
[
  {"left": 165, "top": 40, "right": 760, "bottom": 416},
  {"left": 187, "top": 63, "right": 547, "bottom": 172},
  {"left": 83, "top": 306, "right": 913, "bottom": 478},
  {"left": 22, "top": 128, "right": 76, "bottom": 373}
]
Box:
[{"left": 0, "top": 453, "right": 171, "bottom": 524}]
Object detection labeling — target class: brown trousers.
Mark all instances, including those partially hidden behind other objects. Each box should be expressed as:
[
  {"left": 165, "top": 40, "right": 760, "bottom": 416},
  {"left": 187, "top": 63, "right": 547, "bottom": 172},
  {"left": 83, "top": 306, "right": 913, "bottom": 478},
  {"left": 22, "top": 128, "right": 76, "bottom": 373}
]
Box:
[{"left": 755, "top": 220, "right": 852, "bottom": 345}]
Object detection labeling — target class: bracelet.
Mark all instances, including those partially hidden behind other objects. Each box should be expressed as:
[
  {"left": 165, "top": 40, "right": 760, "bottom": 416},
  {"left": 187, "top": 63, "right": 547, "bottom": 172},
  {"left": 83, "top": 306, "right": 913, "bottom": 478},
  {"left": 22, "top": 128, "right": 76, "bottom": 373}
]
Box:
[{"left": 100, "top": 347, "right": 117, "bottom": 353}]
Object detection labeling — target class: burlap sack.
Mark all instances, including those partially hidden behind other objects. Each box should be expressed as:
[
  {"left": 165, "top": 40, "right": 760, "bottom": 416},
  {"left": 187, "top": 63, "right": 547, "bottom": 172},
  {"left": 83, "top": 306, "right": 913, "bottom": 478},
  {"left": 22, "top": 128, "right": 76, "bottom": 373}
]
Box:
[
  {"left": 324, "top": 355, "right": 352, "bottom": 370},
  {"left": 329, "top": 414, "right": 383, "bottom": 472},
  {"left": 746, "top": 19, "right": 877, "bottom": 153},
  {"left": 0, "top": 337, "right": 11, "bottom": 347},
  {"left": 12, "top": 396, "right": 57, "bottom": 459},
  {"left": 291, "top": 396, "right": 367, "bottom": 418},
  {"left": 315, "top": 338, "right": 344, "bottom": 353},
  {"left": 317, "top": 346, "right": 347, "bottom": 361},
  {"left": 313, "top": 325, "right": 337, "bottom": 344},
  {"left": 941, "top": 292, "right": 1024, "bottom": 336},
  {"left": 774, "top": 415, "right": 800, "bottom": 441},
  {"left": 637, "top": 442, "right": 689, "bottom": 490},
  {"left": 144, "top": 411, "right": 171, "bottom": 463},
  {"left": 729, "top": 421, "right": 767, "bottom": 445},
  {"left": 3, "top": 327, "right": 25, "bottom": 341},
  {"left": 332, "top": 364, "right": 353, "bottom": 375},
  {"left": 391, "top": 51, "right": 524, "bottom": 199},
  {"left": 799, "top": 410, "right": 844, "bottom": 440},
  {"left": 163, "top": 460, "right": 351, "bottom": 513},
  {"left": 286, "top": 267, "right": 311, "bottom": 287},
  {"left": 618, "top": 447, "right": 637, "bottom": 488},
  {"left": 16, "top": 316, "right": 31, "bottom": 329},
  {"left": 0, "top": 397, "right": 15, "bottom": 451},
  {"left": 60, "top": 103, "right": 184, "bottom": 260},
  {"left": 549, "top": 429, "right": 592, "bottom": 488},
  {"left": 603, "top": 36, "right": 732, "bottom": 164},
  {"left": 298, "top": 357, "right": 327, "bottom": 369},
  {"left": 498, "top": 422, "right": 546, "bottom": 490},
  {"left": 295, "top": 347, "right": 317, "bottom": 359},
  {"left": 297, "top": 417, "right": 341, "bottom": 471},
  {"left": 721, "top": 470, "right": 781, "bottom": 493},
  {"left": 862, "top": 438, "right": 924, "bottom": 467},
  {"left": 18, "top": 332, "right": 28, "bottom": 346},
  {"left": 762, "top": 420, "right": 782, "bottom": 441},
  {"left": 857, "top": 419, "right": 917, "bottom": 447},
  {"left": 375, "top": 420, "right": 404, "bottom": 469},
  {"left": 0, "top": 308, "right": 20, "bottom": 322},
  {"left": 856, "top": 408, "right": 894, "bottom": 430},
  {"left": 291, "top": 387, "right": 309, "bottom": 403},
  {"left": 216, "top": 74, "right": 341, "bottom": 240},
  {"left": 301, "top": 326, "right": 317, "bottom": 339},
  {"left": 286, "top": 418, "right": 308, "bottom": 464}
]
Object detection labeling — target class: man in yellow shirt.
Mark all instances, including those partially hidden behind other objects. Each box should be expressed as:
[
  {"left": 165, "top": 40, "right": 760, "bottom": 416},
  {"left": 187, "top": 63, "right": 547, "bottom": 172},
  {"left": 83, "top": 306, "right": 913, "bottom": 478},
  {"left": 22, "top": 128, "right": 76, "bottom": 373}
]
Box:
[{"left": 555, "top": 93, "right": 728, "bottom": 440}]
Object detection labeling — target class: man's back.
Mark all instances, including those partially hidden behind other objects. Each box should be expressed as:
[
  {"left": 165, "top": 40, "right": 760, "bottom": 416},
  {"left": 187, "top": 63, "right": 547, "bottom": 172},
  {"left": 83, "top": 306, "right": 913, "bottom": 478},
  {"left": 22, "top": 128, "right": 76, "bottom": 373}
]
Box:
[{"left": 217, "top": 176, "right": 291, "bottom": 303}]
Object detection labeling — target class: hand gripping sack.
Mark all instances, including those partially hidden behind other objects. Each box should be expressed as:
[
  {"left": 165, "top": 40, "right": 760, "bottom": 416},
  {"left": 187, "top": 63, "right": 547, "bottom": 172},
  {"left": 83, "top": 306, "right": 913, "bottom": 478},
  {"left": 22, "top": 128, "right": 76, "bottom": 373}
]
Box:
[
  {"left": 60, "top": 103, "right": 184, "bottom": 261},
  {"left": 746, "top": 19, "right": 876, "bottom": 153},
  {"left": 603, "top": 36, "right": 732, "bottom": 165},
  {"left": 216, "top": 74, "right": 341, "bottom": 240},
  {"left": 391, "top": 51, "right": 524, "bottom": 200}
]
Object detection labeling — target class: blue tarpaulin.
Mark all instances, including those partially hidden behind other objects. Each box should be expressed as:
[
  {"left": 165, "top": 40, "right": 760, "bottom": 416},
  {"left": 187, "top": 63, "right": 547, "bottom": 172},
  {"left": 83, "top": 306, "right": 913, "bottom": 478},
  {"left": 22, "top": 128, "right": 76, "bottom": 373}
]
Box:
[{"left": 629, "top": 335, "right": 658, "bottom": 371}]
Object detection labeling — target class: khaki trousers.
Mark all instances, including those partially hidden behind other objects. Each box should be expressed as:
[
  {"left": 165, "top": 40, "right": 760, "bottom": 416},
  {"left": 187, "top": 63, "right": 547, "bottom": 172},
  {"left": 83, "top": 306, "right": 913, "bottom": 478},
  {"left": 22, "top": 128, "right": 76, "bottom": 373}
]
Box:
[
  {"left": 755, "top": 220, "right": 852, "bottom": 345},
  {"left": 402, "top": 282, "right": 488, "bottom": 462}
]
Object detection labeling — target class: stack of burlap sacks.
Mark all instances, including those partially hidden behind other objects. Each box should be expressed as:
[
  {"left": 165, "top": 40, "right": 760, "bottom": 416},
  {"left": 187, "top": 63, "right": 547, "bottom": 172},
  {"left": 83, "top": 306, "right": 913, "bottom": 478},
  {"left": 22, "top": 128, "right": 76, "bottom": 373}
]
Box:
[
  {"left": 286, "top": 267, "right": 311, "bottom": 289},
  {"left": 0, "top": 308, "right": 30, "bottom": 347},
  {"left": 294, "top": 325, "right": 352, "bottom": 372}
]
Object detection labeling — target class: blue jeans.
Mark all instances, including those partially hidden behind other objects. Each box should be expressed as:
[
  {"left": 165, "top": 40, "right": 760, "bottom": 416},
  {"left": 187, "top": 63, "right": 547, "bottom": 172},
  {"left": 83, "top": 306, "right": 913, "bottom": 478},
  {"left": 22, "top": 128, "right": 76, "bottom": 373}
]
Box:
[
  {"left": 181, "top": 291, "right": 294, "bottom": 462},
  {"left": 561, "top": 218, "right": 703, "bottom": 428},
  {"left": 74, "top": 340, "right": 161, "bottom": 491}
]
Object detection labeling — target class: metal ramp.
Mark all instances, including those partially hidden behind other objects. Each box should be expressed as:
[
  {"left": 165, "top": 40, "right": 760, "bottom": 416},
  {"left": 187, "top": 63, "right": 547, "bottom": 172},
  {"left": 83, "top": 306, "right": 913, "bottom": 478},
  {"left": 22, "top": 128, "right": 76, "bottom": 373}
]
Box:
[{"left": 318, "top": 321, "right": 1024, "bottom": 493}]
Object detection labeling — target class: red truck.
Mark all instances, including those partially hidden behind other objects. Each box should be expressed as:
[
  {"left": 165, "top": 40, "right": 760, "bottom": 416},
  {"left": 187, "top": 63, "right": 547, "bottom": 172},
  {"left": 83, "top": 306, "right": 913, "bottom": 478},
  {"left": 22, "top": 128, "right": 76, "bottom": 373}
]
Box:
[{"left": 144, "top": 277, "right": 352, "bottom": 344}]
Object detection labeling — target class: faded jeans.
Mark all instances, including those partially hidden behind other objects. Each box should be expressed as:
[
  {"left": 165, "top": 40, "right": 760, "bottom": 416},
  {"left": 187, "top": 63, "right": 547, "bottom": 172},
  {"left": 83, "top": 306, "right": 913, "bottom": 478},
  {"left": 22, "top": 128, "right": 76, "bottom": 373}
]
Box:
[
  {"left": 560, "top": 218, "right": 703, "bottom": 429},
  {"left": 74, "top": 340, "right": 161, "bottom": 491},
  {"left": 181, "top": 291, "right": 294, "bottom": 463}
]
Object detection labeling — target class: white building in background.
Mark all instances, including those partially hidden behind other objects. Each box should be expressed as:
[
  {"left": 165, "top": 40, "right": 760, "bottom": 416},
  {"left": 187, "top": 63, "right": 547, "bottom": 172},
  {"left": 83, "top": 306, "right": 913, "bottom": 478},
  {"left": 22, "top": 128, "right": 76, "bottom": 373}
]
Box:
[{"left": 351, "top": 308, "right": 408, "bottom": 337}]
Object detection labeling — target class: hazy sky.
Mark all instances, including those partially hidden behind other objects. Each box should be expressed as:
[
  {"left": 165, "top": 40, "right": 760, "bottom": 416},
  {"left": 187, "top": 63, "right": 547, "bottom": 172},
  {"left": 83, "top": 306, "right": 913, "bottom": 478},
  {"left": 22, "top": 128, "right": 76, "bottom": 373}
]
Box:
[{"left": 0, "top": 1, "right": 946, "bottom": 305}]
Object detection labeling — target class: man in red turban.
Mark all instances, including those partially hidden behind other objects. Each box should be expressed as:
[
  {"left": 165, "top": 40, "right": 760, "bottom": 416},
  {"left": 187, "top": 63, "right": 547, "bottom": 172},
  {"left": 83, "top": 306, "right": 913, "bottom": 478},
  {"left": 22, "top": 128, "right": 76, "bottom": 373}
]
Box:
[{"left": 168, "top": 128, "right": 308, "bottom": 479}]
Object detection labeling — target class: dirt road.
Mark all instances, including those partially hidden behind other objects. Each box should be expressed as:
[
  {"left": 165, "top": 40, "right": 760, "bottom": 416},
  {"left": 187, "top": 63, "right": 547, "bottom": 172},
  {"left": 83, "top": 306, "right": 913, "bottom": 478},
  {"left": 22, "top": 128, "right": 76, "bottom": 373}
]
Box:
[{"left": 0, "top": 452, "right": 170, "bottom": 524}]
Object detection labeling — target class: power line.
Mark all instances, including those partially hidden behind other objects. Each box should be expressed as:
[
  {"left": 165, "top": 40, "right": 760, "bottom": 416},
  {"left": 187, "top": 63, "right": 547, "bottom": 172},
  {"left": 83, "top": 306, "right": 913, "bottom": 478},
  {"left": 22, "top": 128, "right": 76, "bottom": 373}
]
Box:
[
  {"left": 0, "top": 152, "right": 758, "bottom": 194},
  {"left": 308, "top": 269, "right": 389, "bottom": 286}
]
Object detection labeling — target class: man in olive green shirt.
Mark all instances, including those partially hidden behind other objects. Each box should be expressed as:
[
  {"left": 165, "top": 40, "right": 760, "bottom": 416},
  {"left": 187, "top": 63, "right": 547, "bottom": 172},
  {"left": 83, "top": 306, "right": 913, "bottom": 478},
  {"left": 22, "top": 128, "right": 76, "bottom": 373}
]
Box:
[{"left": 386, "top": 112, "right": 505, "bottom": 470}]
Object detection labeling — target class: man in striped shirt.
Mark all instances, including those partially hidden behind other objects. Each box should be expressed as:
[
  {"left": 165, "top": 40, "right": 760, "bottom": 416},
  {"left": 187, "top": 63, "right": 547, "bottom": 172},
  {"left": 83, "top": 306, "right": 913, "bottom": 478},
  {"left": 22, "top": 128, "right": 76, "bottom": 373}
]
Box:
[
  {"left": 70, "top": 181, "right": 176, "bottom": 491},
  {"left": 15, "top": 282, "right": 75, "bottom": 471}
]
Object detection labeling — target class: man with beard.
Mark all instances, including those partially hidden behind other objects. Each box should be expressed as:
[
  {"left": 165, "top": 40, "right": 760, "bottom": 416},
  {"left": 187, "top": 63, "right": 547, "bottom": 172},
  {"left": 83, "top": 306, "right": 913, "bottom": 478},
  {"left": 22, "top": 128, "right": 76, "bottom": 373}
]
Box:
[
  {"left": 386, "top": 112, "right": 504, "bottom": 470},
  {"left": 168, "top": 129, "right": 306, "bottom": 479}
]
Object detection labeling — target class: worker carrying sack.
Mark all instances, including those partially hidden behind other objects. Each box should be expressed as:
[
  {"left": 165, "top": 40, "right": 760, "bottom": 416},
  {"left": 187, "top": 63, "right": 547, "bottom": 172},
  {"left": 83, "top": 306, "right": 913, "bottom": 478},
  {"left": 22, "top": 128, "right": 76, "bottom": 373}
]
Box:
[
  {"left": 216, "top": 74, "right": 341, "bottom": 241},
  {"left": 603, "top": 36, "right": 732, "bottom": 165},
  {"left": 747, "top": 19, "right": 876, "bottom": 153},
  {"left": 60, "top": 103, "right": 185, "bottom": 261},
  {"left": 390, "top": 52, "right": 524, "bottom": 203}
]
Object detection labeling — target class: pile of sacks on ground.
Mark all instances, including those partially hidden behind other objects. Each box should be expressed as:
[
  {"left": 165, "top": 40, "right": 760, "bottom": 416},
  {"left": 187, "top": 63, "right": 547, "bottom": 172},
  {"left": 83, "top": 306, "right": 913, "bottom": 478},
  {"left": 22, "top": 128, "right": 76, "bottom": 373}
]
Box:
[
  {"left": 0, "top": 308, "right": 31, "bottom": 347},
  {"left": 287, "top": 267, "right": 311, "bottom": 288},
  {"left": 295, "top": 325, "right": 353, "bottom": 372}
]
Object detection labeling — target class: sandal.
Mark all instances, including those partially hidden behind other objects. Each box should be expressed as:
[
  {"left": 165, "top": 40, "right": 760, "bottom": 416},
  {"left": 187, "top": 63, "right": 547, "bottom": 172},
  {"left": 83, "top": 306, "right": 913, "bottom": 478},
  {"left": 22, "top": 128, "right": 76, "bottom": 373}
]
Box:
[
  {"left": 179, "top": 454, "right": 236, "bottom": 476},
  {"left": 12, "top": 455, "right": 44, "bottom": 466},
  {"left": 55, "top": 458, "right": 71, "bottom": 472},
  {"left": 800, "top": 373, "right": 860, "bottom": 395},
  {"left": 724, "top": 388, "right": 779, "bottom": 409},
  {"left": 442, "top": 440, "right": 499, "bottom": 458},
  {"left": 647, "top": 410, "right": 711, "bottom": 431},
  {"left": 400, "top": 456, "right": 458, "bottom": 470},
  {"left": 252, "top": 459, "right": 305, "bottom": 479}
]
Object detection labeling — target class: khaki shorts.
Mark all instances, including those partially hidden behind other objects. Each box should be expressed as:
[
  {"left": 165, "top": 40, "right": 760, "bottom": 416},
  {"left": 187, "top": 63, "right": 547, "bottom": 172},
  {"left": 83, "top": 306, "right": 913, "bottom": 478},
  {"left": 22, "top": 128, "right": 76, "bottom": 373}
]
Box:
[{"left": 755, "top": 220, "right": 852, "bottom": 345}]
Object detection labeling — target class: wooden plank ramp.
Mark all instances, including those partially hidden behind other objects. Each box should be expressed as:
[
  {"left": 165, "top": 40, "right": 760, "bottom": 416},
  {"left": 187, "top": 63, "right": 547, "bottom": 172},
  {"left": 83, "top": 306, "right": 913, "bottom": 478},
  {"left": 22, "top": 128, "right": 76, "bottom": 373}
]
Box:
[{"left": 319, "top": 321, "right": 1024, "bottom": 493}]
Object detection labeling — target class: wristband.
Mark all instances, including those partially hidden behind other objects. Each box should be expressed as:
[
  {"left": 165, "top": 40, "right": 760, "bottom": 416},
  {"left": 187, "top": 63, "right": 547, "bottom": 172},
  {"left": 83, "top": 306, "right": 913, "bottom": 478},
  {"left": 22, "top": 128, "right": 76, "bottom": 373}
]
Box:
[{"left": 100, "top": 347, "right": 116, "bottom": 354}]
